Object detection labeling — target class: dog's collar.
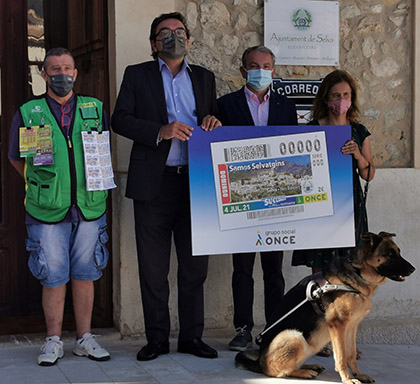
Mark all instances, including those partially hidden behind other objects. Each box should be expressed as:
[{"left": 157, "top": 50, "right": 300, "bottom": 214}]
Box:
[
  {"left": 353, "top": 266, "right": 363, "bottom": 279},
  {"left": 345, "top": 261, "right": 372, "bottom": 288}
]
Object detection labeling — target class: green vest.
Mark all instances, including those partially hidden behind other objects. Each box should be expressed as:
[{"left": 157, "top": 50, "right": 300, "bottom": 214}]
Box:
[{"left": 19, "top": 95, "right": 108, "bottom": 223}]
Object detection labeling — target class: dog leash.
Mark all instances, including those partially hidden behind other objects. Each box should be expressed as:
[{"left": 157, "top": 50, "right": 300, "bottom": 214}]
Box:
[
  {"left": 364, "top": 163, "right": 371, "bottom": 199},
  {"left": 255, "top": 279, "right": 360, "bottom": 345}
]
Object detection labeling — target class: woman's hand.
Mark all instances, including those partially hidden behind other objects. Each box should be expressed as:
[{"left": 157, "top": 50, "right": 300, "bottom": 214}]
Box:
[
  {"left": 342, "top": 138, "right": 375, "bottom": 181},
  {"left": 341, "top": 139, "right": 362, "bottom": 159}
]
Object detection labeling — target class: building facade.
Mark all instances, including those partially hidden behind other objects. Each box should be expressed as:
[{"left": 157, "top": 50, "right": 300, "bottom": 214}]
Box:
[
  {"left": 110, "top": 0, "right": 420, "bottom": 342},
  {"left": 0, "top": 0, "right": 419, "bottom": 341}
]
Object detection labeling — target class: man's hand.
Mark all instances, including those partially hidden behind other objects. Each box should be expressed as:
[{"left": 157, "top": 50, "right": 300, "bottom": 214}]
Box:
[
  {"left": 201, "top": 115, "right": 221, "bottom": 131},
  {"left": 160, "top": 121, "right": 194, "bottom": 141}
]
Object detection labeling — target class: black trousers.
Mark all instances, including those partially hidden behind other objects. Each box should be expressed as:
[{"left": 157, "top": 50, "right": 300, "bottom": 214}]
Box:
[
  {"left": 133, "top": 171, "right": 208, "bottom": 343},
  {"left": 232, "top": 251, "right": 285, "bottom": 331}
]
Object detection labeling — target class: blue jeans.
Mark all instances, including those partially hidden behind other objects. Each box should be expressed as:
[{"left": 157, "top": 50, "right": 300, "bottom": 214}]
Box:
[{"left": 26, "top": 215, "right": 108, "bottom": 288}]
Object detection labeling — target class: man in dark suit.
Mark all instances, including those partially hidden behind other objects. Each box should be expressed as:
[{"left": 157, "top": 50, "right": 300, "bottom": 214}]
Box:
[
  {"left": 217, "top": 46, "right": 298, "bottom": 351},
  {"left": 111, "top": 12, "right": 220, "bottom": 361}
]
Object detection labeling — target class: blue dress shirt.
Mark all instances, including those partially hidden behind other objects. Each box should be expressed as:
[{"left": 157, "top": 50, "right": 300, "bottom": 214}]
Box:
[{"left": 158, "top": 58, "right": 197, "bottom": 166}]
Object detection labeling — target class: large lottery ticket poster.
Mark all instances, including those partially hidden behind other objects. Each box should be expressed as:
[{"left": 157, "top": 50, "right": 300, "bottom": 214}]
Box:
[{"left": 189, "top": 125, "right": 354, "bottom": 255}]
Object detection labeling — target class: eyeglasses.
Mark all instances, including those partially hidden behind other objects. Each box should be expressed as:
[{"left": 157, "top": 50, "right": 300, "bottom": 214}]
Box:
[
  {"left": 61, "top": 103, "right": 71, "bottom": 128},
  {"left": 155, "top": 28, "right": 187, "bottom": 40}
]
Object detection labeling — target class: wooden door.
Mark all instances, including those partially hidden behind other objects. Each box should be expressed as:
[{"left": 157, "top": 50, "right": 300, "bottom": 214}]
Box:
[
  {"left": 0, "top": 0, "right": 45, "bottom": 335},
  {"left": 66, "top": 0, "right": 112, "bottom": 327},
  {"left": 0, "top": 0, "right": 112, "bottom": 335}
]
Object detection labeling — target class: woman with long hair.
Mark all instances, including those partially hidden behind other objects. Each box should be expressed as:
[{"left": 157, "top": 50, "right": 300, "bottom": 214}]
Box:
[{"left": 292, "top": 70, "right": 375, "bottom": 357}]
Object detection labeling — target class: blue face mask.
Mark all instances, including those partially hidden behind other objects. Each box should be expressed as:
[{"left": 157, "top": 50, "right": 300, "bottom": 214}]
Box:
[{"left": 246, "top": 69, "right": 273, "bottom": 91}]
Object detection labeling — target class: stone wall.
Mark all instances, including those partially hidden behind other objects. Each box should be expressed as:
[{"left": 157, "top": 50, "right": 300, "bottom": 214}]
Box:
[{"left": 177, "top": 0, "right": 412, "bottom": 167}]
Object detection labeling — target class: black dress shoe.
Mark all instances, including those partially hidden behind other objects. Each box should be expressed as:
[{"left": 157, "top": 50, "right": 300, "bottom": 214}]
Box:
[
  {"left": 177, "top": 337, "right": 218, "bottom": 358},
  {"left": 136, "top": 341, "right": 170, "bottom": 361}
]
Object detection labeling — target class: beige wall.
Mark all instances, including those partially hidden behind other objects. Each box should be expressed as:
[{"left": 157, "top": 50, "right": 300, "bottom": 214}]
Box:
[
  {"left": 414, "top": 0, "right": 420, "bottom": 168},
  {"left": 109, "top": 0, "right": 420, "bottom": 339},
  {"left": 110, "top": 0, "right": 176, "bottom": 335}
]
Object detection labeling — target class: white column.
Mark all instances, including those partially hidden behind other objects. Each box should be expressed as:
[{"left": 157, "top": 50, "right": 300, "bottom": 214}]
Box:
[
  {"left": 413, "top": 1, "right": 420, "bottom": 168},
  {"left": 108, "top": 0, "right": 176, "bottom": 335}
]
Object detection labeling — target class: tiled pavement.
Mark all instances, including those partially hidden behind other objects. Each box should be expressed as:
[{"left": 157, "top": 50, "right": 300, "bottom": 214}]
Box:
[{"left": 0, "top": 332, "right": 419, "bottom": 384}]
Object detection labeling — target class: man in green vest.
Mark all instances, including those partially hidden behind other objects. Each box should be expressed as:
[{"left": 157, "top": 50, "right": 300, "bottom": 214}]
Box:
[{"left": 8, "top": 47, "right": 112, "bottom": 366}]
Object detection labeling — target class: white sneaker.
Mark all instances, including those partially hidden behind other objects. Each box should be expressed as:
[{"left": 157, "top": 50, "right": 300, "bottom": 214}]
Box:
[
  {"left": 38, "top": 336, "right": 64, "bottom": 366},
  {"left": 73, "top": 332, "right": 110, "bottom": 361}
]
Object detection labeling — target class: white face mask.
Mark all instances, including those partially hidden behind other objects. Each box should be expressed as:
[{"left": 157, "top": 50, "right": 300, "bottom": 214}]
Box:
[{"left": 246, "top": 69, "right": 273, "bottom": 91}]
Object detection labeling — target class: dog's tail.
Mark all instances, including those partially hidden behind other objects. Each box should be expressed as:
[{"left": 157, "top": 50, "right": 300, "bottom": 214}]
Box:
[{"left": 235, "top": 350, "right": 263, "bottom": 373}]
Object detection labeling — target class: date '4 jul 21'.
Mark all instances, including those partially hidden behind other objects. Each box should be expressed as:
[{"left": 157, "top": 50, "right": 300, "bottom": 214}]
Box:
[{"left": 223, "top": 203, "right": 251, "bottom": 214}]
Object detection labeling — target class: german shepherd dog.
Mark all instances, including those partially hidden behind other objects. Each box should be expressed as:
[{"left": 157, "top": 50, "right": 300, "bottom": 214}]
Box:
[{"left": 235, "top": 232, "right": 415, "bottom": 384}]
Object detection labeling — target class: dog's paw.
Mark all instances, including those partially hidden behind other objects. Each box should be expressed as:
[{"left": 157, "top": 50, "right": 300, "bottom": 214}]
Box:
[
  {"left": 354, "top": 373, "right": 375, "bottom": 383},
  {"left": 342, "top": 380, "right": 362, "bottom": 384},
  {"left": 302, "top": 364, "right": 325, "bottom": 373},
  {"left": 290, "top": 368, "right": 320, "bottom": 379}
]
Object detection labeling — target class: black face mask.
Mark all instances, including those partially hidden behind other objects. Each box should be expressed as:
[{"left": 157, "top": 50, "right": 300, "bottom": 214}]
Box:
[
  {"left": 47, "top": 73, "right": 74, "bottom": 97},
  {"left": 159, "top": 34, "right": 187, "bottom": 60}
]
